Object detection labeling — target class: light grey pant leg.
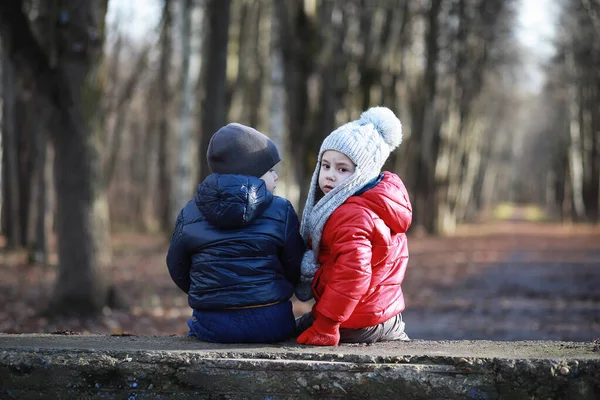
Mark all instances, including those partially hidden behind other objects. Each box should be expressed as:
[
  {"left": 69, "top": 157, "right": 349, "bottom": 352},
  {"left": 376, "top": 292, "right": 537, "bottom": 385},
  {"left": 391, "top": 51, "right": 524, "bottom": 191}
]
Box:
[
  {"left": 295, "top": 312, "right": 409, "bottom": 343},
  {"left": 341, "top": 313, "right": 409, "bottom": 343}
]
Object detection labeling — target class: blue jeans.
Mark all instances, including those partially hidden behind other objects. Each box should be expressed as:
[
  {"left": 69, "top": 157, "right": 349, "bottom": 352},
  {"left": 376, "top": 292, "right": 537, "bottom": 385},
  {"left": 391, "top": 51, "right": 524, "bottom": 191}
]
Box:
[{"left": 187, "top": 301, "right": 295, "bottom": 343}]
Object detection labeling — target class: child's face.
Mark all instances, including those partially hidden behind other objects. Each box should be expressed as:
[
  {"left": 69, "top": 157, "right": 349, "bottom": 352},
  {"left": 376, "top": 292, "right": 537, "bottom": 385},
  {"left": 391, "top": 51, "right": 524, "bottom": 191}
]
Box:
[
  {"left": 260, "top": 168, "right": 278, "bottom": 193},
  {"left": 318, "top": 150, "right": 355, "bottom": 194}
]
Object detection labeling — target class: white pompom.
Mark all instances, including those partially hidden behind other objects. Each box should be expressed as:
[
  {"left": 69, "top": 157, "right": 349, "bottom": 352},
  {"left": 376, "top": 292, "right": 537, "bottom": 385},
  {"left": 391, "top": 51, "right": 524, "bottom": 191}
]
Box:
[{"left": 359, "top": 106, "right": 403, "bottom": 150}]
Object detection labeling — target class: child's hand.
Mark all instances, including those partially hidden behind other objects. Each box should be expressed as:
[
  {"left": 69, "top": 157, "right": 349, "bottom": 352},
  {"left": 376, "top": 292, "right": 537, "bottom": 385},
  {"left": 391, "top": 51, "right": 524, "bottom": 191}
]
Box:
[{"left": 296, "top": 316, "right": 340, "bottom": 346}]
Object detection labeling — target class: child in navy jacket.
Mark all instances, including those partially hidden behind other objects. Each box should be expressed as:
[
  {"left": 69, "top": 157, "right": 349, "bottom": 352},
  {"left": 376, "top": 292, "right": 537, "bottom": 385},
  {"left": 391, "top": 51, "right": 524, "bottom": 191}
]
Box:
[{"left": 167, "top": 123, "right": 304, "bottom": 343}]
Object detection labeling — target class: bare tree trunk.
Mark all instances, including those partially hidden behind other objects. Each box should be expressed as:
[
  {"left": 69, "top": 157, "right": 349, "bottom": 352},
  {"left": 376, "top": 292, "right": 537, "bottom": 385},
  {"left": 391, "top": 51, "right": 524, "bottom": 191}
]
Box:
[
  {"left": 173, "top": 0, "right": 196, "bottom": 218},
  {"left": 455, "top": 121, "right": 484, "bottom": 221},
  {"left": 384, "top": 1, "right": 412, "bottom": 175},
  {"left": 411, "top": 0, "right": 443, "bottom": 234},
  {"left": 0, "top": 39, "right": 2, "bottom": 235},
  {"left": 0, "top": 41, "right": 2, "bottom": 236},
  {"left": 246, "top": 2, "right": 263, "bottom": 129},
  {"left": 42, "top": 139, "right": 54, "bottom": 259},
  {"left": 138, "top": 84, "right": 159, "bottom": 232},
  {"left": 556, "top": 147, "right": 569, "bottom": 222},
  {"left": 26, "top": 121, "right": 49, "bottom": 264},
  {"left": 435, "top": 0, "right": 467, "bottom": 234},
  {"left": 566, "top": 50, "right": 586, "bottom": 220},
  {"left": 275, "top": 0, "right": 317, "bottom": 214},
  {"left": 436, "top": 101, "right": 459, "bottom": 233},
  {"left": 0, "top": 32, "right": 21, "bottom": 249},
  {"left": 16, "top": 96, "right": 36, "bottom": 247},
  {"left": 314, "top": 1, "right": 345, "bottom": 151},
  {"left": 0, "top": 0, "right": 117, "bottom": 315},
  {"left": 590, "top": 83, "right": 600, "bottom": 222},
  {"left": 228, "top": 1, "right": 250, "bottom": 123},
  {"left": 51, "top": 114, "right": 110, "bottom": 315},
  {"left": 102, "top": 45, "right": 150, "bottom": 189},
  {"left": 268, "top": 0, "right": 295, "bottom": 203},
  {"left": 267, "top": 0, "right": 285, "bottom": 146},
  {"left": 49, "top": 0, "right": 114, "bottom": 315},
  {"left": 198, "top": 0, "right": 231, "bottom": 182},
  {"left": 157, "top": 0, "right": 173, "bottom": 232},
  {"left": 582, "top": 84, "right": 599, "bottom": 222}
]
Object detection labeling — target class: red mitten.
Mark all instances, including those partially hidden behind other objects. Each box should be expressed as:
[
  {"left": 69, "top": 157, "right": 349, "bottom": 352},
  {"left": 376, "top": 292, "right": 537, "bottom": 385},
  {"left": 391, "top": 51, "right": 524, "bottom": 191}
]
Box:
[{"left": 297, "top": 316, "right": 341, "bottom": 346}]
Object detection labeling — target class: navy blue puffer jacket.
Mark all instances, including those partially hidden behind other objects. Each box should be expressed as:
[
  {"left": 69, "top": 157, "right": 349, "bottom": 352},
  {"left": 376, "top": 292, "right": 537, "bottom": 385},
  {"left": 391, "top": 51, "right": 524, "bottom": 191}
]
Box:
[{"left": 166, "top": 173, "right": 304, "bottom": 310}]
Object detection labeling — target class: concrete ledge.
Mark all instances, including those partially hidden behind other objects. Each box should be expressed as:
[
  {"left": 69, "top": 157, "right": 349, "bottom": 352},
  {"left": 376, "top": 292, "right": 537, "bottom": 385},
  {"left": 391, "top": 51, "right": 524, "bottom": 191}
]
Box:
[{"left": 1, "top": 334, "right": 599, "bottom": 399}]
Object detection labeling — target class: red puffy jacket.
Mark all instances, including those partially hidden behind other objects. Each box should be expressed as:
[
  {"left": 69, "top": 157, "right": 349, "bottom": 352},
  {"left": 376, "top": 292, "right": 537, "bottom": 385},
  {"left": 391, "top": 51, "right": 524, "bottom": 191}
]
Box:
[{"left": 311, "top": 172, "right": 412, "bottom": 329}]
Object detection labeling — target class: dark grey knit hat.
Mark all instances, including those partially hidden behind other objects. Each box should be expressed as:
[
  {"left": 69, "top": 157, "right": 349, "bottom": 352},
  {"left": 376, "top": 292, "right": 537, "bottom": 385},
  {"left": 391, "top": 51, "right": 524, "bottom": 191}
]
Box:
[{"left": 207, "top": 123, "right": 281, "bottom": 178}]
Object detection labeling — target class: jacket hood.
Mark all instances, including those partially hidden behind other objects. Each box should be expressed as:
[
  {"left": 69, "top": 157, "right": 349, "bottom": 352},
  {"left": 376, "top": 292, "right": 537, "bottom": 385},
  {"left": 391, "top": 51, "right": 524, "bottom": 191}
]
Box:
[
  {"left": 195, "top": 173, "right": 273, "bottom": 229},
  {"left": 349, "top": 172, "right": 412, "bottom": 234}
]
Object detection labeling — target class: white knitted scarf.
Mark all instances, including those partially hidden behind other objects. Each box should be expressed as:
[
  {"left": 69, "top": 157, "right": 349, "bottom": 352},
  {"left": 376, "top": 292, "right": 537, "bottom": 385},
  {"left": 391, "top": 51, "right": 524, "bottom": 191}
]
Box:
[{"left": 295, "top": 164, "right": 377, "bottom": 301}]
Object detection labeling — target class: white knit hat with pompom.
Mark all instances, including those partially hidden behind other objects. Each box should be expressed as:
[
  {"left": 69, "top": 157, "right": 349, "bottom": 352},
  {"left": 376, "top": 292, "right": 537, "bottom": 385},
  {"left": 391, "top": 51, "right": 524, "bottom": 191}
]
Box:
[{"left": 295, "top": 106, "right": 403, "bottom": 301}]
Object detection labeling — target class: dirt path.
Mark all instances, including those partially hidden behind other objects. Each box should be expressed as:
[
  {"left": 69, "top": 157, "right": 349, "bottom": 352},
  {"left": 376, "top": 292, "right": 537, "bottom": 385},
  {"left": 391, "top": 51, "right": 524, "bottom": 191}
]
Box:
[
  {"left": 402, "top": 222, "right": 600, "bottom": 341},
  {"left": 1, "top": 222, "right": 599, "bottom": 341}
]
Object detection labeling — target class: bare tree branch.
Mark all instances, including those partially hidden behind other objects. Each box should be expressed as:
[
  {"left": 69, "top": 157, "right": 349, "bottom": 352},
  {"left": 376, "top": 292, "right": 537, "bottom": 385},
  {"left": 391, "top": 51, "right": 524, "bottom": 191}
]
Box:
[{"left": 103, "top": 44, "right": 151, "bottom": 187}]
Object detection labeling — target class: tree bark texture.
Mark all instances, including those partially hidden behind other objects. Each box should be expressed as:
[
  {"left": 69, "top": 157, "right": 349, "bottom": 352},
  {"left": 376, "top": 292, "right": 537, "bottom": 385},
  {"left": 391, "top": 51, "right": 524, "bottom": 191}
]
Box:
[
  {"left": 0, "top": 0, "right": 113, "bottom": 315},
  {"left": 157, "top": 0, "right": 174, "bottom": 233},
  {"left": 198, "top": 0, "right": 231, "bottom": 183},
  {"left": 0, "top": 32, "right": 22, "bottom": 248}
]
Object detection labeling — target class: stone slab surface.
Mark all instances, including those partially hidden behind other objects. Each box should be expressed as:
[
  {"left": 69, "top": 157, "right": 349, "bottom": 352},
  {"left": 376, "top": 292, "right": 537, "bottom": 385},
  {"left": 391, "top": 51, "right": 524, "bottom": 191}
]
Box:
[{"left": 1, "top": 334, "right": 599, "bottom": 399}]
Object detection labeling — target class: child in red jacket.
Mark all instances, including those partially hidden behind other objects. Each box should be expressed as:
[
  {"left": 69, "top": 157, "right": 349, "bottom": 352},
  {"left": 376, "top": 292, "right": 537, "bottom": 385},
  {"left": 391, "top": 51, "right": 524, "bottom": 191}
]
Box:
[{"left": 295, "top": 106, "right": 412, "bottom": 346}]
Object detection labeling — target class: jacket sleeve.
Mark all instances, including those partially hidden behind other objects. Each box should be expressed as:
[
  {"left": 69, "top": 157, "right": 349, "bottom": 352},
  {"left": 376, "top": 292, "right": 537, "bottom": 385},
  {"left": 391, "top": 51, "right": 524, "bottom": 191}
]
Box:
[
  {"left": 396, "top": 176, "right": 413, "bottom": 233},
  {"left": 314, "top": 206, "right": 373, "bottom": 324},
  {"left": 279, "top": 201, "right": 304, "bottom": 286},
  {"left": 166, "top": 210, "right": 191, "bottom": 294}
]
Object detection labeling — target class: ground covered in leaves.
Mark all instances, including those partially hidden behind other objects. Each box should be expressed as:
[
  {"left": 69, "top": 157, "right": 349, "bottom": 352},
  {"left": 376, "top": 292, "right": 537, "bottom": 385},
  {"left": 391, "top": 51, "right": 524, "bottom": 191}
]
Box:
[{"left": 1, "top": 222, "right": 599, "bottom": 341}]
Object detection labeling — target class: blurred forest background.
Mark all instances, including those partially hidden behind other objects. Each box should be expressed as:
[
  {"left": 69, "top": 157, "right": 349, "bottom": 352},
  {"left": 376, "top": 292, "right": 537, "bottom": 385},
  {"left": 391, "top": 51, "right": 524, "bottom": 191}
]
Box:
[{"left": 0, "top": 0, "right": 599, "bottom": 339}]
